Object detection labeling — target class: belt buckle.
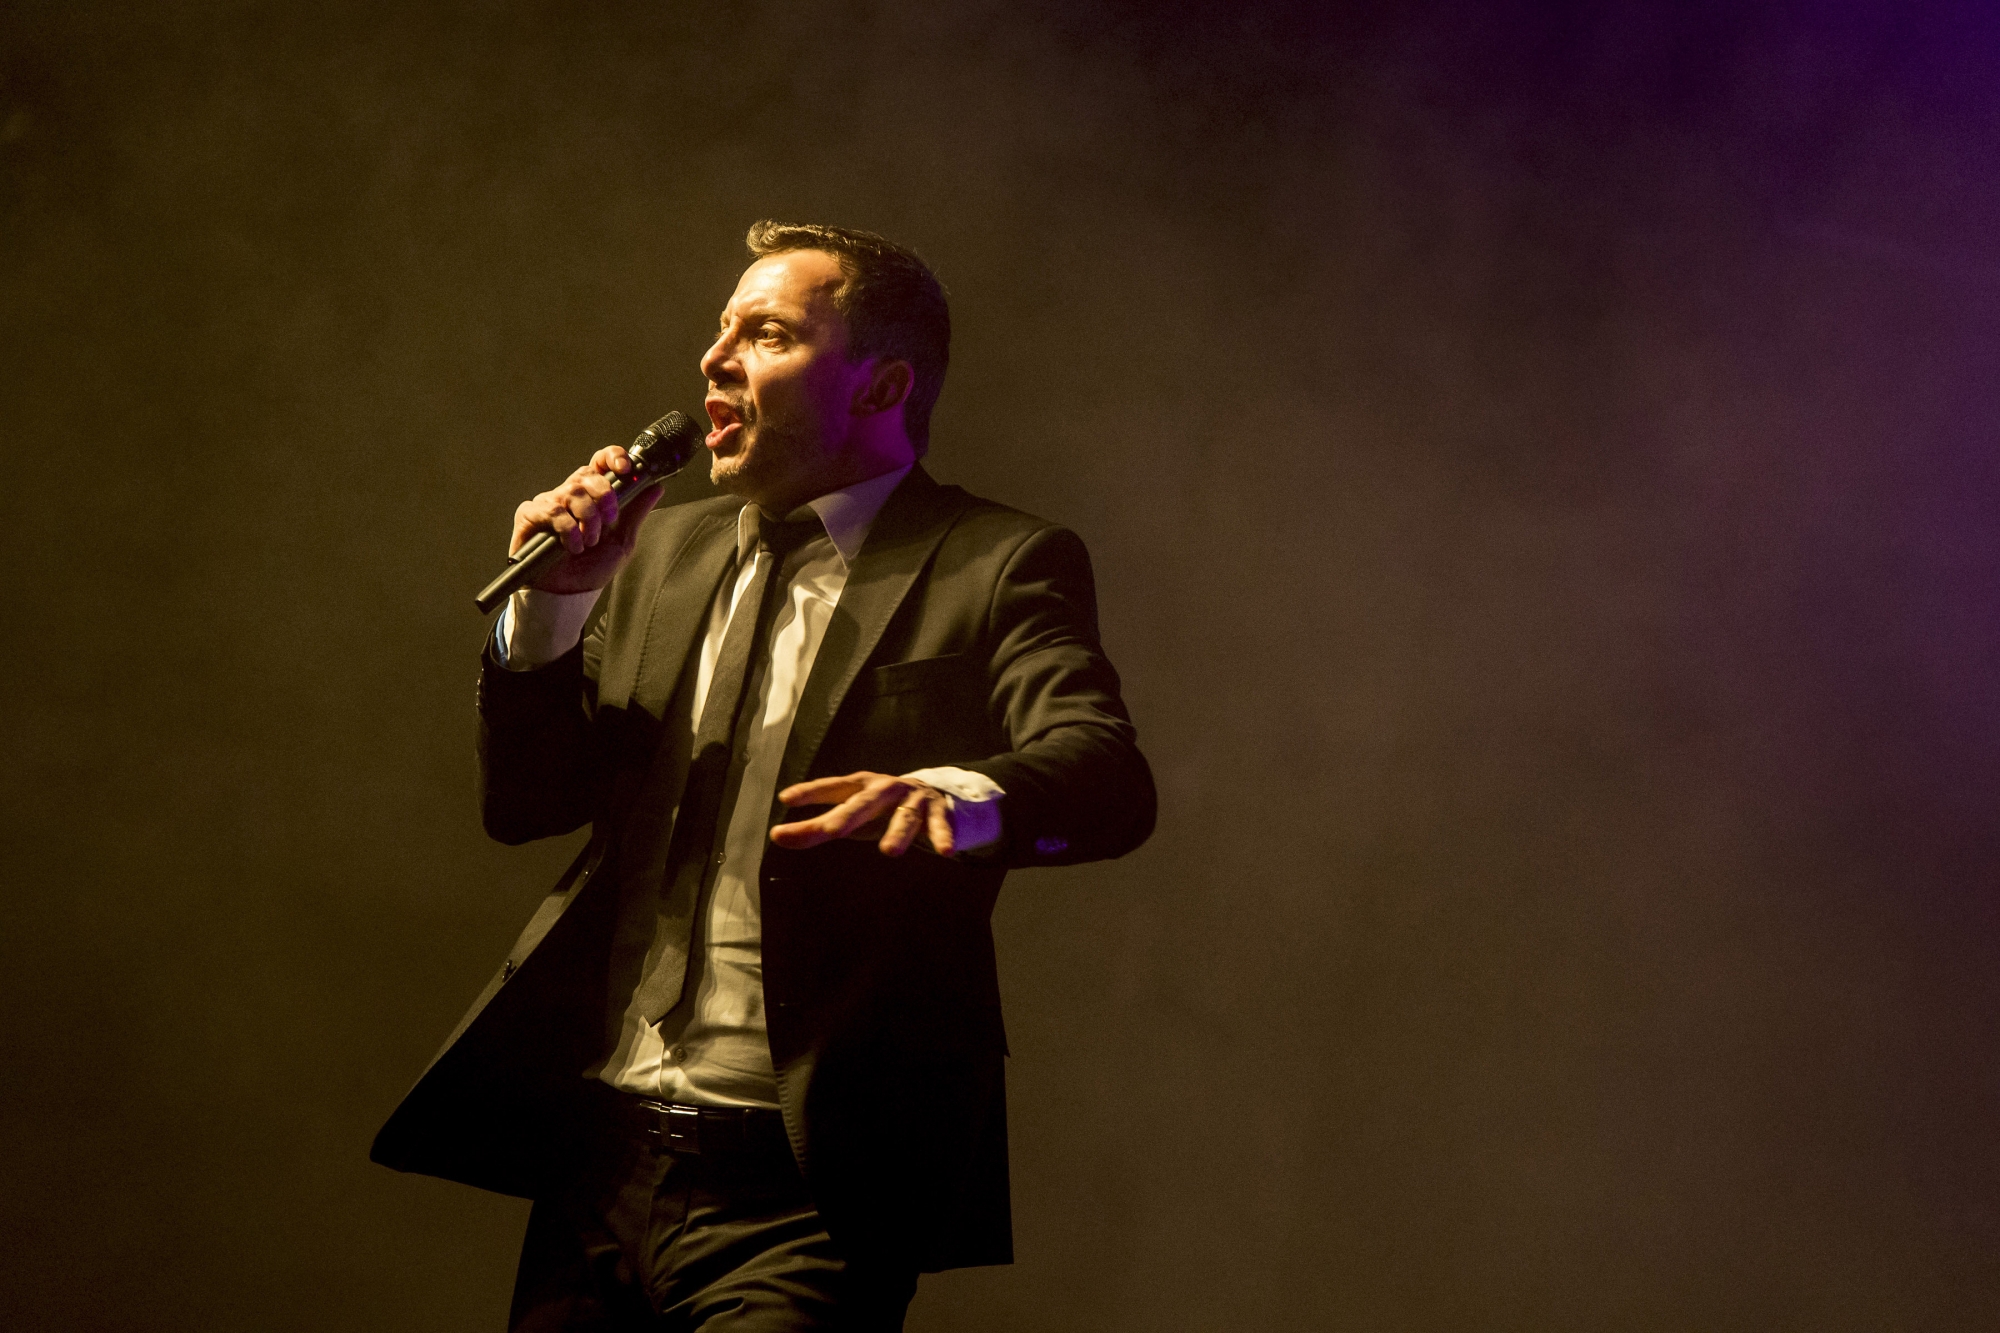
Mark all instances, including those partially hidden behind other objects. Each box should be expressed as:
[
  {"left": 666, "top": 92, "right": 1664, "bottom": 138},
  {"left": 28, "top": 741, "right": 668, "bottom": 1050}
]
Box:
[{"left": 662, "top": 1104, "right": 702, "bottom": 1155}]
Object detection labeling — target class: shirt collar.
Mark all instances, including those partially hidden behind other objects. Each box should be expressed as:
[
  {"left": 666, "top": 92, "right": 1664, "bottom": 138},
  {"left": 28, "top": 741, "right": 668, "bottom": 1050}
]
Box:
[{"left": 733, "top": 463, "right": 914, "bottom": 569}]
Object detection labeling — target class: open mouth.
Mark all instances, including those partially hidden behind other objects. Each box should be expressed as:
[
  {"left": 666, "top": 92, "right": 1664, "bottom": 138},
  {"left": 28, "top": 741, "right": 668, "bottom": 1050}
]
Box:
[{"left": 704, "top": 397, "right": 747, "bottom": 451}]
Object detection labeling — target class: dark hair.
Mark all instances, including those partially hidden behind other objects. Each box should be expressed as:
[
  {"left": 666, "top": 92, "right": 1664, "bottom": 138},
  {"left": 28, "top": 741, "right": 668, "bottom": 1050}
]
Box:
[{"left": 745, "top": 220, "right": 951, "bottom": 451}]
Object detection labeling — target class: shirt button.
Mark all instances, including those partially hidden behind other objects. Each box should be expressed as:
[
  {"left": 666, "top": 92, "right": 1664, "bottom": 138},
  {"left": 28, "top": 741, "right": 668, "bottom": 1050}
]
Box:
[{"left": 669, "top": 1045, "right": 688, "bottom": 1063}]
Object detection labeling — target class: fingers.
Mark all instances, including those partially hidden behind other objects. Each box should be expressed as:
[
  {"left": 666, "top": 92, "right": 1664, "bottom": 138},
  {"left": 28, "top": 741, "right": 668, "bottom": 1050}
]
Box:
[
  {"left": 769, "top": 776, "right": 907, "bottom": 850},
  {"left": 578, "top": 457, "right": 666, "bottom": 557},
  {"left": 925, "top": 797, "right": 956, "bottom": 858},
  {"left": 591, "top": 445, "right": 633, "bottom": 478},
  {"left": 508, "top": 447, "right": 641, "bottom": 556},
  {"left": 777, "top": 775, "right": 871, "bottom": 808},
  {"left": 877, "top": 789, "right": 955, "bottom": 858},
  {"left": 769, "top": 773, "right": 954, "bottom": 858},
  {"left": 558, "top": 468, "right": 619, "bottom": 552},
  {"left": 876, "top": 801, "right": 923, "bottom": 858},
  {"left": 511, "top": 477, "right": 606, "bottom": 555}
]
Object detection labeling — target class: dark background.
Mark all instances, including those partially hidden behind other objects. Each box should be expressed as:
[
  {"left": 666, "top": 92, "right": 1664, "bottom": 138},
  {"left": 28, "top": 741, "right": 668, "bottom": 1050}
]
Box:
[{"left": 6, "top": 1, "right": 1999, "bottom": 1328}]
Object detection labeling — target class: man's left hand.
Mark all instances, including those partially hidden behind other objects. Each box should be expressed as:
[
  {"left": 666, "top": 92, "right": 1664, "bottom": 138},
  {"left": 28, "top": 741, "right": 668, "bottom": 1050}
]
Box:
[{"left": 771, "top": 773, "right": 957, "bottom": 857}]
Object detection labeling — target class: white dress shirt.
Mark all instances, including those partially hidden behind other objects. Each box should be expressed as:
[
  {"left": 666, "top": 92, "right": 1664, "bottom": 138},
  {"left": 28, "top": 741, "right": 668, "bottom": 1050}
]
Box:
[{"left": 494, "top": 465, "right": 1002, "bottom": 1107}]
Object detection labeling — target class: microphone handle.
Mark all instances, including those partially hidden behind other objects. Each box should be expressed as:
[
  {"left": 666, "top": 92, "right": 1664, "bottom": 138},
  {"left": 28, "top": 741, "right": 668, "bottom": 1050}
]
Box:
[
  {"left": 472, "top": 468, "right": 663, "bottom": 615},
  {"left": 474, "top": 532, "right": 565, "bottom": 615}
]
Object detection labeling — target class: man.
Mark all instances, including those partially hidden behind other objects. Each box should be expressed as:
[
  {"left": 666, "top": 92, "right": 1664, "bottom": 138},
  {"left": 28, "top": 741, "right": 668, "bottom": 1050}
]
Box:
[{"left": 372, "top": 222, "right": 1155, "bottom": 1330}]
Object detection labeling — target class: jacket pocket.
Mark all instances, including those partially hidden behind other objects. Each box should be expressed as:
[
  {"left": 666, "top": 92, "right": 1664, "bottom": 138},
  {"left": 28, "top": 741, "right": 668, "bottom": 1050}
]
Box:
[{"left": 869, "top": 653, "right": 971, "bottom": 698}]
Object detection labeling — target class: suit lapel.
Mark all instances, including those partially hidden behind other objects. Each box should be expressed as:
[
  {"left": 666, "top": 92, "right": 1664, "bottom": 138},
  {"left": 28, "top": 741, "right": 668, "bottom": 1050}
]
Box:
[
  {"left": 597, "top": 508, "right": 739, "bottom": 720},
  {"left": 777, "top": 466, "right": 969, "bottom": 791}
]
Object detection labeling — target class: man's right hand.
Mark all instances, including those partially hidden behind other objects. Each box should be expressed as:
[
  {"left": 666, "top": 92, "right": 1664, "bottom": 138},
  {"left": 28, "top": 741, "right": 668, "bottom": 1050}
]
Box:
[{"left": 510, "top": 445, "right": 669, "bottom": 594}]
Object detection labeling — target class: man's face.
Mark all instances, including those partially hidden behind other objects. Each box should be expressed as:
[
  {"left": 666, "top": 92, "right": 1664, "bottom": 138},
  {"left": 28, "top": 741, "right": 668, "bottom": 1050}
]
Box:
[{"left": 700, "top": 249, "right": 866, "bottom": 512}]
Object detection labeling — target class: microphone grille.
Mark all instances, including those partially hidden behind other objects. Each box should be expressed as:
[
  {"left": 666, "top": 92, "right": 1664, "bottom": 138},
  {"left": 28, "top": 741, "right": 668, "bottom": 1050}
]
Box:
[{"left": 629, "top": 410, "right": 702, "bottom": 478}]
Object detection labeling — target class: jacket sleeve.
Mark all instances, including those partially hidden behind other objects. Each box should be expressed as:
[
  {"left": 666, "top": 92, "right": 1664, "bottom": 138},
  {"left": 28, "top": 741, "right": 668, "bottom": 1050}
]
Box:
[
  {"left": 476, "top": 636, "right": 605, "bottom": 844},
  {"left": 957, "top": 524, "right": 1156, "bottom": 868}
]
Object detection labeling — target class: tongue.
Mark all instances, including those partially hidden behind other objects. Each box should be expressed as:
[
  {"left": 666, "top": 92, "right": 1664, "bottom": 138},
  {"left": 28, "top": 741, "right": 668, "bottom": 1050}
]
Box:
[{"left": 706, "top": 421, "right": 742, "bottom": 450}]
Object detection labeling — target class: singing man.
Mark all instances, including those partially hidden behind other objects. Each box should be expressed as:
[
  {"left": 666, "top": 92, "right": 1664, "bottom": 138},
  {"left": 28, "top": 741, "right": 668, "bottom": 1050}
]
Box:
[{"left": 373, "top": 221, "right": 1155, "bottom": 1330}]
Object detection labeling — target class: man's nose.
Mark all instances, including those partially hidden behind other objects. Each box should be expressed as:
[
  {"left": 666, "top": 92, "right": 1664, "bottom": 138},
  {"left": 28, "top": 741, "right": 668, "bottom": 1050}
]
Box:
[{"left": 699, "top": 334, "right": 739, "bottom": 385}]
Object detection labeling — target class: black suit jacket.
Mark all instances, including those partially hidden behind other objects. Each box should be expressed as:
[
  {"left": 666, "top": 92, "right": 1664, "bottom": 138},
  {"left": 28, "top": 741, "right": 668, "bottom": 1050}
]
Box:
[{"left": 371, "top": 465, "right": 1155, "bottom": 1271}]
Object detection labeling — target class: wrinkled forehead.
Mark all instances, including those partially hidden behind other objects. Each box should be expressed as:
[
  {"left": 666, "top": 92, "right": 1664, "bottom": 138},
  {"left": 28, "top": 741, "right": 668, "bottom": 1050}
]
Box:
[{"left": 726, "top": 249, "right": 846, "bottom": 324}]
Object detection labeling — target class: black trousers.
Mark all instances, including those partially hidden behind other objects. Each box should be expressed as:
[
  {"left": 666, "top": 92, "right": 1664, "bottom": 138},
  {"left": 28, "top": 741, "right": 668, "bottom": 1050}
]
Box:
[{"left": 508, "top": 1101, "right": 918, "bottom": 1332}]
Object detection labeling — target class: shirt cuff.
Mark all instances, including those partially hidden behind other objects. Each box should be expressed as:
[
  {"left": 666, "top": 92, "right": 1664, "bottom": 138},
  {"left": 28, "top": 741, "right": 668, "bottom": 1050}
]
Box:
[
  {"left": 903, "top": 766, "right": 1005, "bottom": 855},
  {"left": 495, "top": 587, "right": 603, "bottom": 670}
]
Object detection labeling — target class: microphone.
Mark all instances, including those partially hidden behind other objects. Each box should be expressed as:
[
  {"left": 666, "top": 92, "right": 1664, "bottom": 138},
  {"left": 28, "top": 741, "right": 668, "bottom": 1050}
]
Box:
[{"left": 473, "top": 410, "right": 704, "bottom": 615}]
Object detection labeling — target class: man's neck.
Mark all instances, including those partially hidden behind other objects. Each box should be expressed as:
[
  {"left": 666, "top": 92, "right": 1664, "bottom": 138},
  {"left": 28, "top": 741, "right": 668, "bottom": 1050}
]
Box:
[{"left": 738, "top": 445, "right": 918, "bottom": 517}]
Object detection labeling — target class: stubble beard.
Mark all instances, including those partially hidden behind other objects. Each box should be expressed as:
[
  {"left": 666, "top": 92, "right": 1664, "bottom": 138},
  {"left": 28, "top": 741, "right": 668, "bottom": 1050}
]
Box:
[{"left": 709, "top": 414, "right": 819, "bottom": 509}]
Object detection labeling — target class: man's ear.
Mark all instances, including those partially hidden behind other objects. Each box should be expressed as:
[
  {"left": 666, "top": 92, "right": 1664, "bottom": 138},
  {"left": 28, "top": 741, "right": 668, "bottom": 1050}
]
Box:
[{"left": 853, "top": 359, "right": 914, "bottom": 418}]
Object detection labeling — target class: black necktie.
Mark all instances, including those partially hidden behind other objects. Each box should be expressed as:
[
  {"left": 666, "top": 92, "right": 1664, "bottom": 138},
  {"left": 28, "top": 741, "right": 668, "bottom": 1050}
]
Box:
[{"left": 628, "top": 507, "right": 825, "bottom": 1022}]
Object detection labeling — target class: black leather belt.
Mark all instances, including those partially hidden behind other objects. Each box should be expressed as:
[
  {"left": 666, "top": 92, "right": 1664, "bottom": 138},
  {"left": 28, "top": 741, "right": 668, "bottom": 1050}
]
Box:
[{"left": 610, "top": 1093, "right": 791, "bottom": 1159}]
